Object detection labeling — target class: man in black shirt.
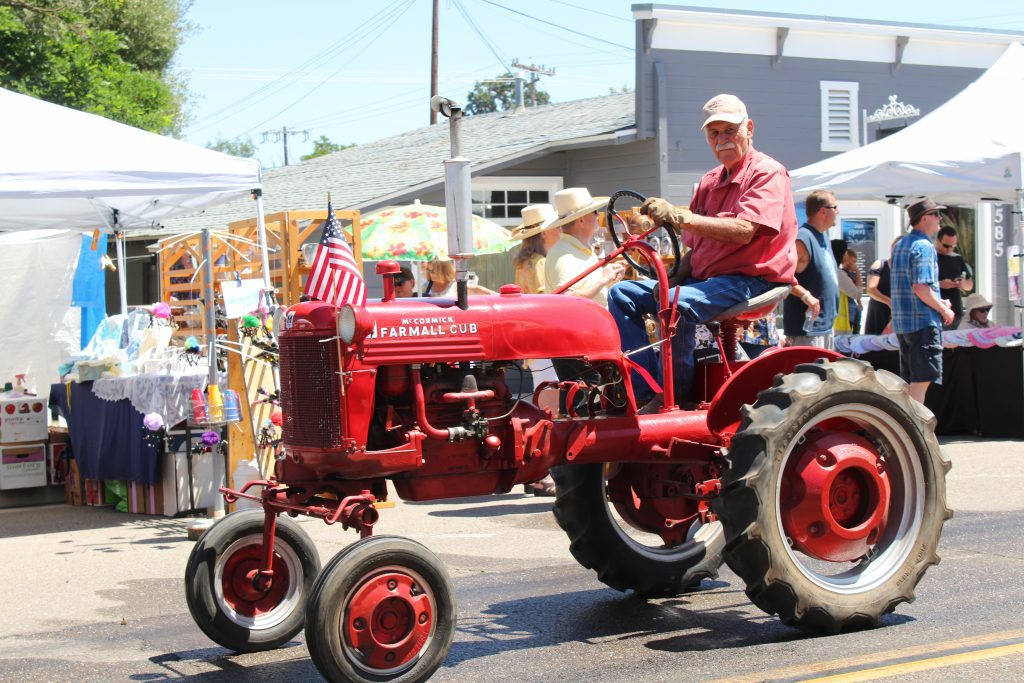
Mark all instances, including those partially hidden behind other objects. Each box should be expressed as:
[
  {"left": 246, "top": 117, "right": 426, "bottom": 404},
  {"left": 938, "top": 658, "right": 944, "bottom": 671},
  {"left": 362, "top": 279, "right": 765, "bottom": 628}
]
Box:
[{"left": 935, "top": 226, "right": 974, "bottom": 329}]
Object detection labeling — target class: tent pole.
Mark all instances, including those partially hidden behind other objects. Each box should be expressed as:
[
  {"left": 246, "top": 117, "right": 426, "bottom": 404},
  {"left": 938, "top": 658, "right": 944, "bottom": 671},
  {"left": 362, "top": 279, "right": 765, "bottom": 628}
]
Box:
[
  {"left": 253, "top": 189, "right": 271, "bottom": 290},
  {"left": 202, "top": 228, "right": 218, "bottom": 387},
  {"left": 114, "top": 220, "right": 128, "bottom": 316}
]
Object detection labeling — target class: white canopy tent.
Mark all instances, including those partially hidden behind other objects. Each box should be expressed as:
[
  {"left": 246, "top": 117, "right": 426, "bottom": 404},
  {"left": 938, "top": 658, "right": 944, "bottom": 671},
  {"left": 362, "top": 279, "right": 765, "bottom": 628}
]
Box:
[
  {"left": 790, "top": 42, "right": 1024, "bottom": 207},
  {"left": 0, "top": 87, "right": 268, "bottom": 391}
]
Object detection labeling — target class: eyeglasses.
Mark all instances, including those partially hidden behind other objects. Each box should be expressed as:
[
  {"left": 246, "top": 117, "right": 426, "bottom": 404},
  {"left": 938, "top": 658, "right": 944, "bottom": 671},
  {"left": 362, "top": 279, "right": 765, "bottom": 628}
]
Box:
[
  {"left": 939, "top": 242, "right": 957, "bottom": 249},
  {"left": 824, "top": 204, "right": 839, "bottom": 210},
  {"left": 977, "top": 307, "right": 991, "bottom": 314}
]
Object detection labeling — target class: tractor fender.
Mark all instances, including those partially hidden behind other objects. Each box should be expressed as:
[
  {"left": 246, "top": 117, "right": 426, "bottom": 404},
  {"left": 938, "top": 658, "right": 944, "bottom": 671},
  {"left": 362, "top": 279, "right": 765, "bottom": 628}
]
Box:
[{"left": 706, "top": 346, "right": 845, "bottom": 440}]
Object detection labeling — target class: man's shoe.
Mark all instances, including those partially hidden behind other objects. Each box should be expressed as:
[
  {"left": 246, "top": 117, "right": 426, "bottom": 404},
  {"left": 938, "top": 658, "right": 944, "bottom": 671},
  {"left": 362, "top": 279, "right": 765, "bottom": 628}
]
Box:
[{"left": 637, "top": 396, "right": 663, "bottom": 415}]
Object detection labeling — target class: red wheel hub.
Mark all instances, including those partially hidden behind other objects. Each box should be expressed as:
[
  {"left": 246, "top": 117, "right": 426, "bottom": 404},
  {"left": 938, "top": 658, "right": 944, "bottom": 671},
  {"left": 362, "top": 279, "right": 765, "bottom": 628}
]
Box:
[
  {"left": 345, "top": 570, "right": 433, "bottom": 671},
  {"left": 221, "top": 545, "right": 290, "bottom": 617},
  {"left": 606, "top": 464, "right": 702, "bottom": 546},
  {"left": 781, "top": 431, "right": 891, "bottom": 562}
]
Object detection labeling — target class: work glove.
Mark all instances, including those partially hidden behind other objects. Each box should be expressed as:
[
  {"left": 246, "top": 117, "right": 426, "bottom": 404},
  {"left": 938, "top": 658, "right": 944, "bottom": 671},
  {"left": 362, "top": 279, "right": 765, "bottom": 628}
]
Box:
[{"left": 640, "top": 197, "right": 693, "bottom": 228}]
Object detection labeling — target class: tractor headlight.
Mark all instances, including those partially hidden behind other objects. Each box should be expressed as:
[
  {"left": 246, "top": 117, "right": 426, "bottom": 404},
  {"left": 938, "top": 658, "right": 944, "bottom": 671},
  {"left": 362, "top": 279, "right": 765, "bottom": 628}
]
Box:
[{"left": 338, "top": 305, "right": 373, "bottom": 345}]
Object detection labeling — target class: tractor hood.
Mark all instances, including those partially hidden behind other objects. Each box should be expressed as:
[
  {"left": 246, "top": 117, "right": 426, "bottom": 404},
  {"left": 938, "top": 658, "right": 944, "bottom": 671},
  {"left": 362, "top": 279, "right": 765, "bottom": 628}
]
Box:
[{"left": 357, "top": 291, "right": 623, "bottom": 365}]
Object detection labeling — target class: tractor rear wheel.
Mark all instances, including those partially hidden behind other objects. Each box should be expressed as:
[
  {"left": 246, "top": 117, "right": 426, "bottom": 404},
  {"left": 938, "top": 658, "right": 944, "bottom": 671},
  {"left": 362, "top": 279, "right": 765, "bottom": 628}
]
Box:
[
  {"left": 553, "top": 462, "right": 724, "bottom": 595},
  {"left": 185, "top": 509, "right": 320, "bottom": 652},
  {"left": 715, "top": 359, "right": 952, "bottom": 633}
]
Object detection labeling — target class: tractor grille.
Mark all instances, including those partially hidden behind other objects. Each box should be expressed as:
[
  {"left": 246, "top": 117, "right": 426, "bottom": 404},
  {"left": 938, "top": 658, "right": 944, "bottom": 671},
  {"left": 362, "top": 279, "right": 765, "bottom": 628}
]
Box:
[{"left": 279, "top": 334, "right": 343, "bottom": 449}]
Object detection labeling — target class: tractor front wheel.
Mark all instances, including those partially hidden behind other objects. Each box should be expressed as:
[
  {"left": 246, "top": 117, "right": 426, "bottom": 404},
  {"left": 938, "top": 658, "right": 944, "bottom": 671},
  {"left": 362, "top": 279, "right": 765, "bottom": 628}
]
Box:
[
  {"left": 715, "top": 359, "right": 952, "bottom": 633},
  {"left": 185, "top": 509, "right": 321, "bottom": 652},
  {"left": 553, "top": 462, "right": 724, "bottom": 595},
  {"left": 305, "top": 535, "right": 456, "bottom": 683}
]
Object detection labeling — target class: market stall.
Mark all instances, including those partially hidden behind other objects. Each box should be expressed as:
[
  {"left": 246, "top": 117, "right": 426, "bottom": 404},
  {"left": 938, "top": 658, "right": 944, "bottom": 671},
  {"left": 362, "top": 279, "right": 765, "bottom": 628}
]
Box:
[{"left": 0, "top": 87, "right": 264, "bottom": 510}]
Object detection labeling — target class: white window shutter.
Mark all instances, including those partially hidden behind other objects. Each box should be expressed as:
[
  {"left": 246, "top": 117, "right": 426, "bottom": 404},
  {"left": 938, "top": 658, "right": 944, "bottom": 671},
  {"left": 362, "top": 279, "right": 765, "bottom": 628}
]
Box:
[{"left": 820, "top": 81, "right": 860, "bottom": 152}]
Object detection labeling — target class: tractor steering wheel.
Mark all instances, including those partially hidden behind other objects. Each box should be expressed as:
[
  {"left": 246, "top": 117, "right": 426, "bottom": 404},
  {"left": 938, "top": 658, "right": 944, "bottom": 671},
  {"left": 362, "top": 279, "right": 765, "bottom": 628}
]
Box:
[{"left": 606, "top": 190, "right": 682, "bottom": 281}]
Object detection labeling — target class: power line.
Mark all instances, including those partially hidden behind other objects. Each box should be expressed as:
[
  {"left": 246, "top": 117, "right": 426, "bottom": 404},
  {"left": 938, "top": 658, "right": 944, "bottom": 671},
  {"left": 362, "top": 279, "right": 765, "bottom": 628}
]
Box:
[
  {"left": 545, "top": 0, "right": 633, "bottom": 22},
  {"left": 452, "top": 0, "right": 511, "bottom": 71},
  {"left": 230, "top": 0, "right": 417, "bottom": 141},
  {"left": 261, "top": 127, "right": 310, "bottom": 166},
  {"left": 185, "top": 0, "right": 414, "bottom": 134},
  {"left": 474, "top": 0, "right": 634, "bottom": 51}
]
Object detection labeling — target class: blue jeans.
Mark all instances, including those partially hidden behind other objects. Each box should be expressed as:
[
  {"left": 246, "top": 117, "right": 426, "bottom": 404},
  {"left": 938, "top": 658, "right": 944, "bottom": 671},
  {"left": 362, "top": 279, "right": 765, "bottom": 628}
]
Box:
[{"left": 608, "top": 275, "right": 773, "bottom": 402}]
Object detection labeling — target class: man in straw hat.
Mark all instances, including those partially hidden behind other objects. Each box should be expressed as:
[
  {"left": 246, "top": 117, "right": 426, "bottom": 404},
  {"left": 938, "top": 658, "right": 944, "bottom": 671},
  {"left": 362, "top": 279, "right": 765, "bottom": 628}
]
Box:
[
  {"left": 544, "top": 187, "right": 626, "bottom": 305},
  {"left": 608, "top": 93, "right": 797, "bottom": 412},
  {"left": 891, "top": 196, "right": 954, "bottom": 403},
  {"left": 544, "top": 188, "right": 627, "bottom": 417}
]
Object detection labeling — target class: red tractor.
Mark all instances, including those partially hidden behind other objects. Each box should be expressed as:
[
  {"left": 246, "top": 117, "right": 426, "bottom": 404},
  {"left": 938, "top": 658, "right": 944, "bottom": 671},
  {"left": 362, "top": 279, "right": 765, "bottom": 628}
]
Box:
[{"left": 185, "top": 191, "right": 951, "bottom": 683}]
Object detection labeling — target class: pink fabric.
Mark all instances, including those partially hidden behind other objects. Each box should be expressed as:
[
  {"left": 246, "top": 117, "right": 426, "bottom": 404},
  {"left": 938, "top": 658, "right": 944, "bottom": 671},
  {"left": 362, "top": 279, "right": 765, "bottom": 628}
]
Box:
[{"left": 684, "top": 148, "right": 798, "bottom": 284}]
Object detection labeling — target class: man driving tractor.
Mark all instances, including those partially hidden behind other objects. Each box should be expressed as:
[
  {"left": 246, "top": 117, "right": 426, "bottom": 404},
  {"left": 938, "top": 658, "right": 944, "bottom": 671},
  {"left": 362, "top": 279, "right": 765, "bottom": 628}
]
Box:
[{"left": 608, "top": 93, "right": 798, "bottom": 412}]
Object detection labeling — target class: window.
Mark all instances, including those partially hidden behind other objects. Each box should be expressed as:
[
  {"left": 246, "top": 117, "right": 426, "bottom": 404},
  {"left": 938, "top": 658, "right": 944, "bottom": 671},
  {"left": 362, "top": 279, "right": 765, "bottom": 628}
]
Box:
[
  {"left": 471, "top": 177, "right": 563, "bottom": 226},
  {"left": 820, "top": 81, "right": 860, "bottom": 152}
]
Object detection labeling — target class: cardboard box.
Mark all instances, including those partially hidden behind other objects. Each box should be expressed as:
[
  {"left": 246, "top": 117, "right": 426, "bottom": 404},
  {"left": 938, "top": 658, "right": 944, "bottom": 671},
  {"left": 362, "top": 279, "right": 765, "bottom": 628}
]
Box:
[
  {"left": 47, "top": 442, "right": 68, "bottom": 486},
  {"left": 84, "top": 478, "right": 107, "bottom": 506},
  {"left": 0, "top": 443, "right": 47, "bottom": 489},
  {"left": 0, "top": 396, "right": 48, "bottom": 444},
  {"left": 65, "top": 458, "right": 84, "bottom": 506}
]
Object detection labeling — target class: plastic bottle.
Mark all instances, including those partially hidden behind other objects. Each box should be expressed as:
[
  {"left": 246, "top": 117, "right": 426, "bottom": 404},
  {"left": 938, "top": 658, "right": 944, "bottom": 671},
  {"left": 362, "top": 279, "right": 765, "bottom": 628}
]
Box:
[
  {"left": 231, "top": 459, "right": 263, "bottom": 510},
  {"left": 803, "top": 307, "right": 816, "bottom": 335},
  {"left": 222, "top": 390, "right": 241, "bottom": 423},
  {"left": 206, "top": 385, "right": 224, "bottom": 422},
  {"left": 190, "top": 388, "right": 207, "bottom": 423}
]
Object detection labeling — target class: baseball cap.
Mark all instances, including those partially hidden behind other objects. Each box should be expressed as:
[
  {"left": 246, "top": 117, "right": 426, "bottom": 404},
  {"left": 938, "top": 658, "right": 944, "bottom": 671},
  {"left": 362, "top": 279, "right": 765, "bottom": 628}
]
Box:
[{"left": 701, "top": 94, "right": 748, "bottom": 129}]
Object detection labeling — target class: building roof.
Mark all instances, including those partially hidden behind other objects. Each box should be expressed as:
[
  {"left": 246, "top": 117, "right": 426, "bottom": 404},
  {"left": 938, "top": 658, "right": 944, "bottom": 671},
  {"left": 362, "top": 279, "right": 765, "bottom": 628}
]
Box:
[{"left": 160, "top": 92, "right": 636, "bottom": 234}]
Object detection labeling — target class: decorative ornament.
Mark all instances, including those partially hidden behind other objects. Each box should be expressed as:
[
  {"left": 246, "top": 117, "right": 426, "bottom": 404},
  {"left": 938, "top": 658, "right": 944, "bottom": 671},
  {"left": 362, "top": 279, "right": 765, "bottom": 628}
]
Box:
[
  {"left": 270, "top": 408, "right": 283, "bottom": 426},
  {"left": 201, "top": 430, "right": 220, "bottom": 446},
  {"left": 143, "top": 413, "right": 164, "bottom": 432},
  {"left": 152, "top": 302, "right": 171, "bottom": 319},
  {"left": 240, "top": 314, "right": 262, "bottom": 339},
  {"left": 141, "top": 412, "right": 166, "bottom": 447}
]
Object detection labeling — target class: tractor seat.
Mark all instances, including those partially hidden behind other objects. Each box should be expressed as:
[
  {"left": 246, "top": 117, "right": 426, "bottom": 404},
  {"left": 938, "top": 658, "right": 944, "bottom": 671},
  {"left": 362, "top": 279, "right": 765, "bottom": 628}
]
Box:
[{"left": 711, "top": 286, "right": 791, "bottom": 323}]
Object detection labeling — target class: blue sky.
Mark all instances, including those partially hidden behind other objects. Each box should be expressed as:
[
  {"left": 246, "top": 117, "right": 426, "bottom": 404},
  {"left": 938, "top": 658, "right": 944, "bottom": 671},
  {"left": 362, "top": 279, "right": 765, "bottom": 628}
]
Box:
[{"left": 174, "top": 1, "right": 1024, "bottom": 167}]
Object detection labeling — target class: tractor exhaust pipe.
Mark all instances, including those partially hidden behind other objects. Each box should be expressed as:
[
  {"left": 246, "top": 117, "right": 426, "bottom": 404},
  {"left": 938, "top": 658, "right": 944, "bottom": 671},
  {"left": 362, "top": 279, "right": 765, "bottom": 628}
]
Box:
[{"left": 433, "top": 95, "right": 473, "bottom": 310}]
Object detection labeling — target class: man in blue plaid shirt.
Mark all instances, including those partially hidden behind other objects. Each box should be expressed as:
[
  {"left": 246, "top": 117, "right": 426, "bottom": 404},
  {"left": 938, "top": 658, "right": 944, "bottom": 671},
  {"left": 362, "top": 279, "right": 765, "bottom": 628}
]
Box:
[{"left": 890, "top": 197, "right": 955, "bottom": 404}]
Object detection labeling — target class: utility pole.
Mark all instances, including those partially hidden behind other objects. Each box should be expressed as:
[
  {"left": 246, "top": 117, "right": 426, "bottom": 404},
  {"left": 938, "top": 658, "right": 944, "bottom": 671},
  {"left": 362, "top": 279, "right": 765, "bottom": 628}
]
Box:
[
  {"left": 261, "top": 126, "right": 310, "bottom": 166},
  {"left": 510, "top": 60, "right": 555, "bottom": 107},
  {"left": 430, "top": 0, "right": 439, "bottom": 125}
]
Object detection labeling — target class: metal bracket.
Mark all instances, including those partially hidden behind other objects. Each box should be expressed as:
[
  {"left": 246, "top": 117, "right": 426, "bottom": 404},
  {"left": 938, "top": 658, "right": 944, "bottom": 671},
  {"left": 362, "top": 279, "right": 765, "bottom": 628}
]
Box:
[
  {"left": 774, "top": 27, "right": 789, "bottom": 67},
  {"left": 892, "top": 35, "right": 909, "bottom": 74}
]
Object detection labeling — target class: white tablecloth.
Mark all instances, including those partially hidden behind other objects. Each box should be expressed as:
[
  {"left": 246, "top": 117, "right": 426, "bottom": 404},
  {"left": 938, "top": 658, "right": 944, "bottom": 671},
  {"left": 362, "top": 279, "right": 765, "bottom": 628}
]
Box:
[{"left": 92, "top": 370, "right": 218, "bottom": 427}]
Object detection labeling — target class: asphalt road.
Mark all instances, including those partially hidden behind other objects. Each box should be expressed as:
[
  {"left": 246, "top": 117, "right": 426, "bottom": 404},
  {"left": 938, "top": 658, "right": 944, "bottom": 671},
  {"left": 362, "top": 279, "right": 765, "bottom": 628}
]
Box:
[{"left": 0, "top": 436, "right": 1021, "bottom": 682}]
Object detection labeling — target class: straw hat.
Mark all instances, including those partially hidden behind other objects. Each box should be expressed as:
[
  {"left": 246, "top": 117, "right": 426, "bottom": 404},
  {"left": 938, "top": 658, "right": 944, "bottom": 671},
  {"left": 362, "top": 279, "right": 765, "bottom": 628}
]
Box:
[
  {"left": 510, "top": 203, "right": 558, "bottom": 241},
  {"left": 963, "top": 292, "right": 992, "bottom": 315},
  {"left": 548, "top": 188, "right": 609, "bottom": 231}
]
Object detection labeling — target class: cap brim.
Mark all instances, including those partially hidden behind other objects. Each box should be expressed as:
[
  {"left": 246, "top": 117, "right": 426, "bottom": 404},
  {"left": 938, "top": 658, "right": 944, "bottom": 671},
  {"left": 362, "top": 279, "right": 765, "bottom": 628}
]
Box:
[
  {"left": 701, "top": 113, "right": 746, "bottom": 129},
  {"left": 548, "top": 197, "right": 610, "bottom": 231}
]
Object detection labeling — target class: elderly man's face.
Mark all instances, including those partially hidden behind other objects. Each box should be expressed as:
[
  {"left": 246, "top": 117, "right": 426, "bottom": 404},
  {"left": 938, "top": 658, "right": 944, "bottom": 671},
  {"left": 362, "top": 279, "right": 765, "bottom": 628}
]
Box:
[{"left": 705, "top": 118, "right": 753, "bottom": 170}]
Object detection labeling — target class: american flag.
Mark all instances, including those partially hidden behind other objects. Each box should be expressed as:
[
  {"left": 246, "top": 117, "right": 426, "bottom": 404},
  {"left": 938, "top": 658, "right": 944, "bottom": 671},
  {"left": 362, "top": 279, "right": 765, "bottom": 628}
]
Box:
[{"left": 303, "top": 200, "right": 367, "bottom": 306}]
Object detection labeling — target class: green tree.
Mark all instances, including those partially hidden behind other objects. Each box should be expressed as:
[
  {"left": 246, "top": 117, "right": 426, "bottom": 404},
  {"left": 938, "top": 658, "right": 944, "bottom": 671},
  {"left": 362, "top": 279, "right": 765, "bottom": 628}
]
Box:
[
  {"left": 464, "top": 72, "right": 551, "bottom": 115},
  {"left": 206, "top": 136, "right": 256, "bottom": 158},
  {"left": 300, "top": 135, "right": 355, "bottom": 161},
  {"left": 0, "top": 0, "right": 190, "bottom": 135}
]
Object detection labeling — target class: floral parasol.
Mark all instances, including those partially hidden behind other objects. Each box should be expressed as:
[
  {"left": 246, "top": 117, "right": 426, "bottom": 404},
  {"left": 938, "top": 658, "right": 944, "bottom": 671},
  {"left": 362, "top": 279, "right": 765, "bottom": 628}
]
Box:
[{"left": 360, "top": 202, "right": 513, "bottom": 261}]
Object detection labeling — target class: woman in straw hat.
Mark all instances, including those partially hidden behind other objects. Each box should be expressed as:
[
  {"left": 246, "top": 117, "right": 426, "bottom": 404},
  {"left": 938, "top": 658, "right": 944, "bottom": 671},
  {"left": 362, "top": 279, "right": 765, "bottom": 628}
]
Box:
[
  {"left": 511, "top": 203, "right": 561, "bottom": 294},
  {"left": 959, "top": 293, "right": 995, "bottom": 329}
]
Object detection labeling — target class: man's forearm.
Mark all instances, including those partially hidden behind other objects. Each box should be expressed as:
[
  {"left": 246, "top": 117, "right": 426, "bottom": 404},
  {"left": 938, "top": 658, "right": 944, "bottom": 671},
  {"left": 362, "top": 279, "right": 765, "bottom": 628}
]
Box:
[
  {"left": 676, "top": 213, "right": 756, "bottom": 244},
  {"left": 912, "top": 283, "right": 948, "bottom": 314}
]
